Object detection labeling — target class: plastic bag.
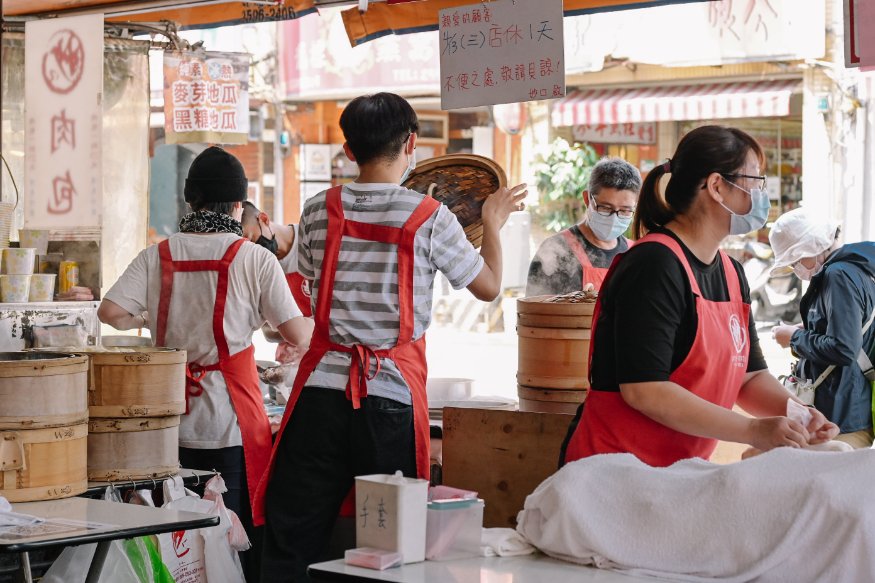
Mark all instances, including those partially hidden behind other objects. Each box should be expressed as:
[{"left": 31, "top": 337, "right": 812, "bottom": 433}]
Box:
[
  {"left": 158, "top": 474, "right": 246, "bottom": 583},
  {"left": 41, "top": 542, "right": 141, "bottom": 583},
  {"left": 159, "top": 476, "right": 208, "bottom": 583},
  {"left": 42, "top": 487, "right": 173, "bottom": 583},
  {"left": 202, "top": 474, "right": 250, "bottom": 552}
]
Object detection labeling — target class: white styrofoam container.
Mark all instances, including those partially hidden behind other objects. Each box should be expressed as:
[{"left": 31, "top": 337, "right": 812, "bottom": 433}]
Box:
[{"left": 355, "top": 473, "right": 429, "bottom": 564}]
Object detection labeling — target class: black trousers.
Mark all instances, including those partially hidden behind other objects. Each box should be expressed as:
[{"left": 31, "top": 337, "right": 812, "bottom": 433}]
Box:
[
  {"left": 179, "top": 445, "right": 262, "bottom": 582},
  {"left": 261, "top": 387, "right": 417, "bottom": 583}
]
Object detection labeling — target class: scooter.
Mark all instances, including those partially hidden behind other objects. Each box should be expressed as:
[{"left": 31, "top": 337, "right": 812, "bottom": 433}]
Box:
[{"left": 741, "top": 241, "right": 803, "bottom": 326}]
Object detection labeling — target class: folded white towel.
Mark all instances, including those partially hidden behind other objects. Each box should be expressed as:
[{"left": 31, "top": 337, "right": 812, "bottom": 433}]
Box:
[
  {"left": 480, "top": 527, "right": 535, "bottom": 557},
  {"left": 516, "top": 448, "right": 875, "bottom": 582}
]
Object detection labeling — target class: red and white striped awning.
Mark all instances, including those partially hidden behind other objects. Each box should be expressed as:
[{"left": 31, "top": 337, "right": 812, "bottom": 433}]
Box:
[{"left": 552, "top": 80, "right": 801, "bottom": 127}]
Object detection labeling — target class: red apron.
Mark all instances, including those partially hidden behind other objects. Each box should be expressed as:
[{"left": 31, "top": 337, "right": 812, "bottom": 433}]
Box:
[
  {"left": 253, "top": 186, "right": 440, "bottom": 526},
  {"left": 564, "top": 233, "right": 750, "bottom": 467},
  {"left": 156, "top": 238, "right": 272, "bottom": 518},
  {"left": 561, "top": 228, "right": 628, "bottom": 291},
  {"left": 285, "top": 271, "right": 312, "bottom": 318},
  {"left": 275, "top": 272, "right": 313, "bottom": 362}
]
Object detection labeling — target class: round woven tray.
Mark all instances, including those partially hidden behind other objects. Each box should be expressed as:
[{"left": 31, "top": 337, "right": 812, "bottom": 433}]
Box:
[{"left": 402, "top": 154, "right": 507, "bottom": 248}]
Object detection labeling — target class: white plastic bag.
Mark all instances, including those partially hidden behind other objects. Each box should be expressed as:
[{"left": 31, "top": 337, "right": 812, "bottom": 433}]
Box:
[
  {"left": 41, "top": 542, "right": 142, "bottom": 583},
  {"left": 42, "top": 487, "right": 163, "bottom": 583},
  {"left": 158, "top": 474, "right": 246, "bottom": 583},
  {"left": 159, "top": 476, "right": 208, "bottom": 583}
]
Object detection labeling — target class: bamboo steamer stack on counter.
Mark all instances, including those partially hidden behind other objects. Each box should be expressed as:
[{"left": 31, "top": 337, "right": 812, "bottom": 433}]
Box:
[
  {"left": 516, "top": 290, "right": 598, "bottom": 414},
  {"left": 36, "top": 346, "right": 187, "bottom": 482},
  {"left": 0, "top": 352, "right": 90, "bottom": 502}
]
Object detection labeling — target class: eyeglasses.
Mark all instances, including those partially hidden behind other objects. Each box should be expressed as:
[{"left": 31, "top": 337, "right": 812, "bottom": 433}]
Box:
[
  {"left": 591, "top": 197, "right": 635, "bottom": 219},
  {"left": 722, "top": 174, "right": 767, "bottom": 191}
]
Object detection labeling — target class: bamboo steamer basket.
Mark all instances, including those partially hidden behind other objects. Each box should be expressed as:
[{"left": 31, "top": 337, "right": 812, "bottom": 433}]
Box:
[
  {"left": 37, "top": 346, "right": 187, "bottom": 418},
  {"left": 0, "top": 422, "right": 88, "bottom": 502},
  {"left": 0, "top": 352, "right": 88, "bottom": 429},
  {"left": 87, "top": 416, "right": 180, "bottom": 481},
  {"left": 517, "top": 295, "right": 595, "bottom": 391},
  {"left": 517, "top": 385, "right": 587, "bottom": 415},
  {"left": 402, "top": 154, "right": 507, "bottom": 248}
]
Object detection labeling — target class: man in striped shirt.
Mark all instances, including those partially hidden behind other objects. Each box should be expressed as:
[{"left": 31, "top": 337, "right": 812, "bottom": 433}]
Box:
[{"left": 258, "top": 93, "right": 526, "bottom": 581}]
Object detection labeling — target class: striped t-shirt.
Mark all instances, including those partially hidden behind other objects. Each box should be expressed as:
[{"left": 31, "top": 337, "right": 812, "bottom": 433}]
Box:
[{"left": 298, "top": 183, "right": 484, "bottom": 404}]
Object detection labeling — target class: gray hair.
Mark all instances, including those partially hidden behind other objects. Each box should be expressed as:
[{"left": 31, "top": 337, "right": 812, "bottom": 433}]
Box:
[{"left": 588, "top": 157, "right": 642, "bottom": 197}]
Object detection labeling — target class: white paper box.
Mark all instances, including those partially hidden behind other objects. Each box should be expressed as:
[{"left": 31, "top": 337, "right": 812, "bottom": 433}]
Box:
[{"left": 354, "top": 473, "right": 428, "bottom": 564}]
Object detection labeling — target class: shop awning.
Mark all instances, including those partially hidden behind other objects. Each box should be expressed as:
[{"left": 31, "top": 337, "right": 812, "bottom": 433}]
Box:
[
  {"left": 2, "top": 0, "right": 316, "bottom": 30},
  {"left": 341, "top": 0, "right": 712, "bottom": 47},
  {"left": 551, "top": 80, "right": 801, "bottom": 126}
]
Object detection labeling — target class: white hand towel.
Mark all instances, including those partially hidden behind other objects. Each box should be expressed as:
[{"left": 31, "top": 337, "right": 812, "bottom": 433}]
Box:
[{"left": 480, "top": 527, "right": 536, "bottom": 557}]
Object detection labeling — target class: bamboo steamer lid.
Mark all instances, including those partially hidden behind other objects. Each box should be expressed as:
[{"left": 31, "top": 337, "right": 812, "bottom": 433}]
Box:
[{"left": 402, "top": 154, "right": 507, "bottom": 248}]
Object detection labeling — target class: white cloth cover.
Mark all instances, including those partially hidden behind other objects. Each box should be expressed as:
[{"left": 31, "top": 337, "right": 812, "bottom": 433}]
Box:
[
  {"left": 516, "top": 449, "right": 875, "bottom": 582},
  {"left": 480, "top": 528, "right": 536, "bottom": 557}
]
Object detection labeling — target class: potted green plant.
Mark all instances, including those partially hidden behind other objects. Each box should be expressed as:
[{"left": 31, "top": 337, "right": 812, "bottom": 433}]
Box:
[{"left": 532, "top": 138, "right": 598, "bottom": 233}]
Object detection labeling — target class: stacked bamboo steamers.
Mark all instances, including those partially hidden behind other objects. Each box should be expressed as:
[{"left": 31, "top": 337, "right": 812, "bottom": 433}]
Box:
[
  {"left": 516, "top": 291, "right": 597, "bottom": 414},
  {"left": 0, "top": 347, "right": 186, "bottom": 502}
]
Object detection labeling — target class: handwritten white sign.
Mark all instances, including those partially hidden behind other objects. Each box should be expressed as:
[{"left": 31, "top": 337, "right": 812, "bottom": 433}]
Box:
[
  {"left": 25, "top": 14, "right": 103, "bottom": 229},
  {"left": 439, "top": 0, "right": 565, "bottom": 110}
]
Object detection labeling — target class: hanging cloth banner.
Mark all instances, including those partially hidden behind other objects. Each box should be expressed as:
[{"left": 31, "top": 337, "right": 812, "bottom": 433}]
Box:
[
  {"left": 24, "top": 13, "right": 104, "bottom": 229},
  {"left": 163, "top": 51, "right": 250, "bottom": 145},
  {"left": 342, "top": 0, "right": 713, "bottom": 47}
]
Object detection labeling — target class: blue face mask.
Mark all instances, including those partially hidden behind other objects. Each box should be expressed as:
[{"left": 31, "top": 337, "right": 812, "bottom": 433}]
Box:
[
  {"left": 720, "top": 180, "right": 771, "bottom": 235},
  {"left": 587, "top": 204, "right": 632, "bottom": 241},
  {"left": 400, "top": 147, "right": 416, "bottom": 184}
]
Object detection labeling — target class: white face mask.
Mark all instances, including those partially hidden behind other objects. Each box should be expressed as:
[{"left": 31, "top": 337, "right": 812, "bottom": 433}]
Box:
[
  {"left": 793, "top": 252, "right": 828, "bottom": 281},
  {"left": 587, "top": 204, "right": 632, "bottom": 241},
  {"left": 400, "top": 146, "right": 416, "bottom": 184},
  {"left": 719, "top": 179, "right": 771, "bottom": 235},
  {"left": 792, "top": 262, "right": 818, "bottom": 281}
]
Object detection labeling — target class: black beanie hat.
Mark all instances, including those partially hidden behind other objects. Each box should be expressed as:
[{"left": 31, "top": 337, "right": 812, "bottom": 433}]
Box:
[{"left": 184, "top": 146, "right": 248, "bottom": 203}]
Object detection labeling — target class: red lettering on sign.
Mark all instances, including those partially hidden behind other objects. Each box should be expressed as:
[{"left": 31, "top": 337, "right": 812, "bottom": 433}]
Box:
[
  {"left": 48, "top": 171, "right": 77, "bottom": 214},
  {"left": 41, "top": 30, "right": 85, "bottom": 95},
  {"left": 51, "top": 109, "right": 76, "bottom": 153}
]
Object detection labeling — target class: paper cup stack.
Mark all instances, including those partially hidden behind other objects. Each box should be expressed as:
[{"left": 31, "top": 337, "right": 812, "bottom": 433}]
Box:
[
  {"left": 0, "top": 202, "right": 13, "bottom": 275},
  {"left": 1, "top": 248, "right": 35, "bottom": 302}
]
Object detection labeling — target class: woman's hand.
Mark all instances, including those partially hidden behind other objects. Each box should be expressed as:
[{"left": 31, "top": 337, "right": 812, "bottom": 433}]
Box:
[
  {"left": 804, "top": 407, "right": 840, "bottom": 444},
  {"left": 771, "top": 324, "right": 801, "bottom": 349},
  {"left": 747, "top": 416, "right": 809, "bottom": 451}
]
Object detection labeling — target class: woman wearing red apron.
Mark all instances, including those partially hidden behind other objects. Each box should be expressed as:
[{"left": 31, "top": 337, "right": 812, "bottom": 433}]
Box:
[
  {"left": 99, "top": 147, "right": 313, "bottom": 581},
  {"left": 562, "top": 126, "right": 839, "bottom": 468},
  {"left": 254, "top": 93, "right": 527, "bottom": 582},
  {"left": 527, "top": 158, "right": 640, "bottom": 295}
]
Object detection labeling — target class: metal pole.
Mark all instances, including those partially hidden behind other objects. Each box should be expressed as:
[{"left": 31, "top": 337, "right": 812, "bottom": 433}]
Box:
[
  {"left": 84, "top": 541, "right": 112, "bottom": 583},
  {"left": 15, "top": 552, "right": 33, "bottom": 583}
]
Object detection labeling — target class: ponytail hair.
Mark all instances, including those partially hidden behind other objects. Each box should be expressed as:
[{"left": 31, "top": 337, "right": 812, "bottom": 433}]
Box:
[
  {"left": 633, "top": 125, "right": 764, "bottom": 240},
  {"left": 633, "top": 162, "right": 675, "bottom": 239}
]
